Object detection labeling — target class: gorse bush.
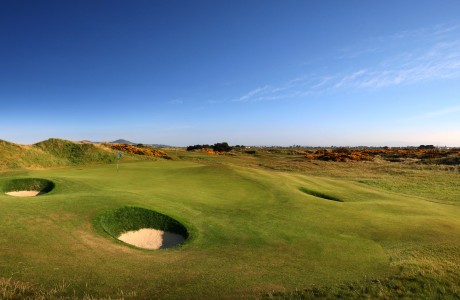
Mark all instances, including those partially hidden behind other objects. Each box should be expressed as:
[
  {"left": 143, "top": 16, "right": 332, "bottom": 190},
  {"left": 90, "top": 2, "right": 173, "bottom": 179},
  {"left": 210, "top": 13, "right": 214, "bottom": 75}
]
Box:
[
  {"left": 303, "top": 148, "right": 460, "bottom": 163},
  {"left": 110, "top": 144, "right": 170, "bottom": 159}
]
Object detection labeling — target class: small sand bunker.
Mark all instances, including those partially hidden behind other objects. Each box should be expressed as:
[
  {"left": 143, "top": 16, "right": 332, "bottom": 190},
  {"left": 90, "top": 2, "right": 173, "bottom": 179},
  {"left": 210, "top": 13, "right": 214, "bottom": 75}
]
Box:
[
  {"left": 3, "top": 178, "right": 55, "bottom": 197},
  {"left": 99, "top": 206, "right": 189, "bottom": 250},
  {"left": 5, "top": 191, "right": 41, "bottom": 197},
  {"left": 118, "top": 228, "right": 185, "bottom": 250}
]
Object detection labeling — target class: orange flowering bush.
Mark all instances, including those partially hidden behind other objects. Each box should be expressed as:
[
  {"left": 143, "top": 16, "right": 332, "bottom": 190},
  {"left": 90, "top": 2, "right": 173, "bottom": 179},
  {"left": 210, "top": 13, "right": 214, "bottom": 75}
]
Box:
[
  {"left": 198, "top": 148, "right": 224, "bottom": 155},
  {"left": 303, "top": 148, "right": 460, "bottom": 163},
  {"left": 110, "top": 144, "right": 170, "bottom": 159}
]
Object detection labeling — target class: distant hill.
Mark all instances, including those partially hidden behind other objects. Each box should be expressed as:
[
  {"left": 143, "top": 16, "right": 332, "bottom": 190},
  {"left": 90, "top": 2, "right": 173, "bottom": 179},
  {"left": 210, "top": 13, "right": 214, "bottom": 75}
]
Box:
[
  {"left": 111, "top": 139, "right": 136, "bottom": 145},
  {"left": 110, "top": 139, "right": 171, "bottom": 148},
  {"left": 147, "top": 143, "right": 171, "bottom": 148}
]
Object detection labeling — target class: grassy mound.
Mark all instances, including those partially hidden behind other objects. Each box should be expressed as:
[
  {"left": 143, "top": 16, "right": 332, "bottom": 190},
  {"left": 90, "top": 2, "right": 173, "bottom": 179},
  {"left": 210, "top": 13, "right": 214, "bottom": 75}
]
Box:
[
  {"left": 0, "top": 139, "right": 64, "bottom": 169},
  {"left": 299, "top": 187, "right": 343, "bottom": 202},
  {"left": 98, "top": 206, "right": 188, "bottom": 245},
  {"left": 0, "top": 138, "right": 171, "bottom": 170},
  {"left": 33, "top": 138, "right": 116, "bottom": 165},
  {"left": 3, "top": 178, "right": 55, "bottom": 194}
]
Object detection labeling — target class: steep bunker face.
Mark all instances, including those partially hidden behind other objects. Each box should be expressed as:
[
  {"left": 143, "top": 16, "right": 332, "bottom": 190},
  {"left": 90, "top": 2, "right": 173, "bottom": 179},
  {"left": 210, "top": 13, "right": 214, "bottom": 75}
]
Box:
[
  {"left": 3, "top": 178, "right": 55, "bottom": 197},
  {"left": 99, "top": 206, "right": 188, "bottom": 250}
]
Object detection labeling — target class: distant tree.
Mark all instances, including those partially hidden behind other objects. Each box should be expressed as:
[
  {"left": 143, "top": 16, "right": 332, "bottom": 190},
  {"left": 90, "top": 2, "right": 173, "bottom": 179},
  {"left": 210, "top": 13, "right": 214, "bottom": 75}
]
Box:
[
  {"left": 186, "top": 144, "right": 212, "bottom": 151},
  {"left": 212, "top": 142, "right": 232, "bottom": 152},
  {"left": 186, "top": 143, "right": 232, "bottom": 152},
  {"left": 334, "top": 147, "right": 350, "bottom": 154},
  {"left": 418, "top": 145, "right": 435, "bottom": 150}
]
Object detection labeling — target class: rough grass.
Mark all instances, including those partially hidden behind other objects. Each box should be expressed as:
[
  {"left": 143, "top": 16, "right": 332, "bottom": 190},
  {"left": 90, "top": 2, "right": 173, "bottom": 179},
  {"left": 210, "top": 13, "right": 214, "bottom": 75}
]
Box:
[
  {"left": 0, "top": 139, "right": 65, "bottom": 169},
  {"left": 0, "top": 277, "right": 138, "bottom": 299},
  {"left": 0, "top": 138, "right": 163, "bottom": 171},
  {"left": 33, "top": 138, "right": 117, "bottom": 165},
  {"left": 264, "top": 244, "right": 460, "bottom": 299}
]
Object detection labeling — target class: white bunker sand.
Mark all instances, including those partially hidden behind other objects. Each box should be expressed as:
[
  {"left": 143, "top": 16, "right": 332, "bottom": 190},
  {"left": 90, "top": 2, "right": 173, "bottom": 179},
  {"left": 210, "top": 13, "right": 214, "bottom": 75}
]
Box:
[
  {"left": 118, "top": 228, "right": 185, "bottom": 250},
  {"left": 5, "top": 191, "right": 41, "bottom": 197}
]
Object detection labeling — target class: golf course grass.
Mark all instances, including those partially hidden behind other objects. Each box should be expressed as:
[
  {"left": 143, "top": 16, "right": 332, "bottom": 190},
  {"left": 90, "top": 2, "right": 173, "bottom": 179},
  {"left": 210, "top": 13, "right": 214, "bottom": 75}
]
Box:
[
  {"left": 1, "top": 154, "right": 459, "bottom": 299},
  {"left": 3, "top": 178, "right": 55, "bottom": 196}
]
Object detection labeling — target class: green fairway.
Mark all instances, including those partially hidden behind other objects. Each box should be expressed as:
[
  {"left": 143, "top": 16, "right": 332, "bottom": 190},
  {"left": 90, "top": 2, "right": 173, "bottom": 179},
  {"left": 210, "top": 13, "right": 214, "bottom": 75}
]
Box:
[{"left": 1, "top": 159, "right": 460, "bottom": 299}]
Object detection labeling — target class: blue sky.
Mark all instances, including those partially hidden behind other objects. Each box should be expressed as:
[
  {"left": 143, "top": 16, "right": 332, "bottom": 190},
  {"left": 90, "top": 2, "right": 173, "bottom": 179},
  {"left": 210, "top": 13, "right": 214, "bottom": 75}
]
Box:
[{"left": 1, "top": 0, "right": 460, "bottom": 146}]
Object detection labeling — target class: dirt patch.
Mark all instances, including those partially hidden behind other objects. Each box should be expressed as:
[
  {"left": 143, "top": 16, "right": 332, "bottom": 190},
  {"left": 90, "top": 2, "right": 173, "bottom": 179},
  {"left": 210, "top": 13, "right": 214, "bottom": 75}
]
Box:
[
  {"left": 118, "top": 228, "right": 185, "bottom": 250},
  {"left": 5, "top": 191, "right": 41, "bottom": 197}
]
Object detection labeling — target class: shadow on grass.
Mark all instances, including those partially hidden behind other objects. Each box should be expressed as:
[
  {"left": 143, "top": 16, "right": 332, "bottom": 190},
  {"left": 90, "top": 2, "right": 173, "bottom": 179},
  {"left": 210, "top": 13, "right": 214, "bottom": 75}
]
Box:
[{"left": 299, "top": 187, "right": 344, "bottom": 202}]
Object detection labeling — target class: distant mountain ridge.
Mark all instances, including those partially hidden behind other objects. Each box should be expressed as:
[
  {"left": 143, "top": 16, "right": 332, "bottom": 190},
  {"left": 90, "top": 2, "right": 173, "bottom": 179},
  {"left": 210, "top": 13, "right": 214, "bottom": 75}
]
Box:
[
  {"left": 110, "top": 139, "right": 171, "bottom": 148},
  {"left": 111, "top": 139, "right": 135, "bottom": 145}
]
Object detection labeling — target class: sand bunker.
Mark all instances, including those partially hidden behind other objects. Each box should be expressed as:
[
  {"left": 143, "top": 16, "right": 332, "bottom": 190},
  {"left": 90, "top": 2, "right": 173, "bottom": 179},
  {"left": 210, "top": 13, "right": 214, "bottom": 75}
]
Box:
[
  {"left": 100, "top": 206, "right": 189, "bottom": 250},
  {"left": 5, "top": 190, "right": 41, "bottom": 197},
  {"left": 118, "top": 228, "right": 185, "bottom": 250},
  {"left": 3, "top": 178, "right": 54, "bottom": 197}
]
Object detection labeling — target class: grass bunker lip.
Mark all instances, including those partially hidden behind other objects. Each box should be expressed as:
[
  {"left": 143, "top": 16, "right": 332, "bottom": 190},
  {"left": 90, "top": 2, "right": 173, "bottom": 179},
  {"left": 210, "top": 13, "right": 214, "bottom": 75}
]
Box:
[
  {"left": 98, "top": 206, "right": 189, "bottom": 250},
  {"left": 299, "top": 187, "right": 344, "bottom": 202},
  {"left": 3, "top": 178, "right": 55, "bottom": 197}
]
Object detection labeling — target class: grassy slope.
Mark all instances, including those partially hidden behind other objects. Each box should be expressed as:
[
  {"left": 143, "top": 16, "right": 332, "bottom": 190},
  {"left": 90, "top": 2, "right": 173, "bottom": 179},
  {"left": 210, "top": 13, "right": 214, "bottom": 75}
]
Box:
[
  {"left": 0, "top": 139, "right": 66, "bottom": 169},
  {"left": 33, "top": 138, "right": 117, "bottom": 165},
  {"left": 0, "top": 138, "right": 158, "bottom": 171},
  {"left": 176, "top": 150, "right": 460, "bottom": 298},
  {"left": 0, "top": 156, "right": 459, "bottom": 299}
]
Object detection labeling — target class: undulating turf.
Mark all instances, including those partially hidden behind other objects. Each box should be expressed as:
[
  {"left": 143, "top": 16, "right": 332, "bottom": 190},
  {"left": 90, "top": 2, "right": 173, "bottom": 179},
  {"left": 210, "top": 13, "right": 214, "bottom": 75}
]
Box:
[
  {"left": 299, "top": 187, "right": 343, "bottom": 202},
  {"left": 0, "top": 156, "right": 459, "bottom": 299}
]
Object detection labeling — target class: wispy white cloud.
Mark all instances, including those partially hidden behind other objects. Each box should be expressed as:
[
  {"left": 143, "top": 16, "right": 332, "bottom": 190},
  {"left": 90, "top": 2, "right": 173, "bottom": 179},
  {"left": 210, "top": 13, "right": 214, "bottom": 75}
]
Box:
[
  {"left": 407, "top": 105, "right": 460, "bottom": 121},
  {"left": 334, "top": 69, "right": 367, "bottom": 88},
  {"left": 236, "top": 86, "right": 270, "bottom": 101},
  {"left": 338, "top": 41, "right": 460, "bottom": 89},
  {"left": 235, "top": 24, "right": 460, "bottom": 102},
  {"left": 388, "top": 24, "right": 458, "bottom": 40}
]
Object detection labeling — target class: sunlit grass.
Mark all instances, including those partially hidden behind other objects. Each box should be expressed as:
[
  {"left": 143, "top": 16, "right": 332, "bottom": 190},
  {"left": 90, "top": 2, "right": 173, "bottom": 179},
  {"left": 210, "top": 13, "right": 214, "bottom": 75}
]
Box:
[{"left": 0, "top": 148, "right": 459, "bottom": 298}]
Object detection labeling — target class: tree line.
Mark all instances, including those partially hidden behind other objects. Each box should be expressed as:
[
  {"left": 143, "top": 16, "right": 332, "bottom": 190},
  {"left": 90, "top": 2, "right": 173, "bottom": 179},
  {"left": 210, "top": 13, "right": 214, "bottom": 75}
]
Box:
[{"left": 186, "top": 142, "right": 233, "bottom": 152}]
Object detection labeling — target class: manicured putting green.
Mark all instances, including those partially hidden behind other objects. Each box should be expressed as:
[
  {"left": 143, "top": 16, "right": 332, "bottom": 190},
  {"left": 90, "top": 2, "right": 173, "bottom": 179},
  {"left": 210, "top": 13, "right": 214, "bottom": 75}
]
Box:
[
  {"left": 3, "top": 178, "right": 55, "bottom": 197},
  {"left": 98, "top": 206, "right": 188, "bottom": 249}
]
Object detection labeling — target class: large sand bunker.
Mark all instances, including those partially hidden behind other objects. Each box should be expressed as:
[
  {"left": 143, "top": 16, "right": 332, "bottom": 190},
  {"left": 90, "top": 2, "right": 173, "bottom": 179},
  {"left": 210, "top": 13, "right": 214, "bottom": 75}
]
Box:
[
  {"left": 118, "top": 228, "right": 186, "bottom": 249},
  {"left": 3, "top": 178, "right": 55, "bottom": 197},
  {"left": 99, "top": 206, "right": 188, "bottom": 250}
]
